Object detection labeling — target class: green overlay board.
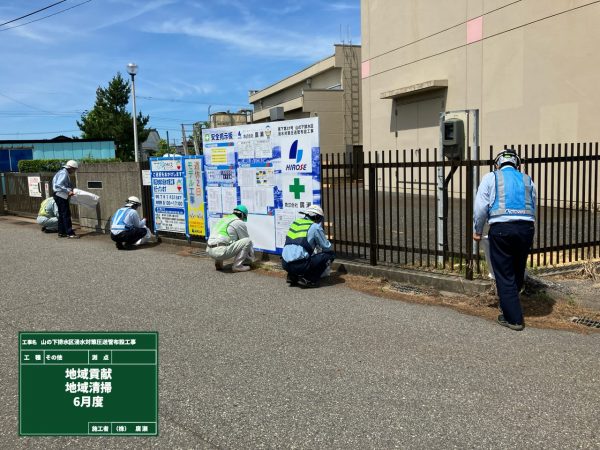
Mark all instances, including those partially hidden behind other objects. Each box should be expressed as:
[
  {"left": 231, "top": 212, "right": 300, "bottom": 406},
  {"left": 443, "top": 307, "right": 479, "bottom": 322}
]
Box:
[{"left": 19, "top": 332, "right": 158, "bottom": 436}]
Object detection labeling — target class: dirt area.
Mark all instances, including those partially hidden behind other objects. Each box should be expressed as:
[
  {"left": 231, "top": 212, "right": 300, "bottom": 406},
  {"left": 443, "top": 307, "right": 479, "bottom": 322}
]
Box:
[{"left": 252, "top": 259, "right": 600, "bottom": 334}]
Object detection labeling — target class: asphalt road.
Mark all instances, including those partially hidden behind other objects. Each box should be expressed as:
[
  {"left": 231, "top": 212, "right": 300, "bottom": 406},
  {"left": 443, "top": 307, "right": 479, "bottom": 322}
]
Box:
[{"left": 0, "top": 217, "right": 598, "bottom": 449}]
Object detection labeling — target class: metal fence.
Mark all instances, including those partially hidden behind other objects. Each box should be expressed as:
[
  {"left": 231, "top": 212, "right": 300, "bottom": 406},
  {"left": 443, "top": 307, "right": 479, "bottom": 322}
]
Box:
[
  {"left": 5, "top": 143, "right": 599, "bottom": 280},
  {"left": 1, "top": 172, "right": 78, "bottom": 220},
  {"left": 321, "top": 143, "right": 600, "bottom": 279}
]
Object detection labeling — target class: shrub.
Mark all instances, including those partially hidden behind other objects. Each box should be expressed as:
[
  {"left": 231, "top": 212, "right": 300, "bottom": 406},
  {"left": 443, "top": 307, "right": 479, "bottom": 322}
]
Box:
[{"left": 18, "top": 158, "right": 120, "bottom": 173}]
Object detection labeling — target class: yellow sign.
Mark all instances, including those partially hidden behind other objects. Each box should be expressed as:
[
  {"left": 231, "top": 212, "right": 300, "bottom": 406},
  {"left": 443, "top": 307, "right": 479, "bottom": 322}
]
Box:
[
  {"left": 185, "top": 158, "right": 207, "bottom": 236},
  {"left": 211, "top": 148, "right": 227, "bottom": 164}
]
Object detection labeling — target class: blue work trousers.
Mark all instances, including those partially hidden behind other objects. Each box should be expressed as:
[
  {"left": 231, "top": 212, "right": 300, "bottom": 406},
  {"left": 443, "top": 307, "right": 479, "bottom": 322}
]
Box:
[
  {"left": 489, "top": 221, "right": 535, "bottom": 325},
  {"left": 53, "top": 194, "right": 74, "bottom": 235},
  {"left": 111, "top": 227, "right": 147, "bottom": 246},
  {"left": 283, "top": 251, "right": 336, "bottom": 283}
]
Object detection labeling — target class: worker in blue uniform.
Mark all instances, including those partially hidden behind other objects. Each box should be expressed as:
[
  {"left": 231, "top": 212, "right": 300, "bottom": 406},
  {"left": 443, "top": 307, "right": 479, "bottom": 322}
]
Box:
[
  {"left": 110, "top": 196, "right": 148, "bottom": 250},
  {"left": 282, "top": 205, "right": 335, "bottom": 288},
  {"left": 473, "top": 148, "right": 536, "bottom": 331},
  {"left": 52, "top": 159, "right": 79, "bottom": 238}
]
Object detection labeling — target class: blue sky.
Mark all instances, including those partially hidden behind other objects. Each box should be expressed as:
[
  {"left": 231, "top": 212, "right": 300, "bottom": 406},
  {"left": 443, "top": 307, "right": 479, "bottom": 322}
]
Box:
[{"left": 0, "top": 0, "right": 360, "bottom": 144}]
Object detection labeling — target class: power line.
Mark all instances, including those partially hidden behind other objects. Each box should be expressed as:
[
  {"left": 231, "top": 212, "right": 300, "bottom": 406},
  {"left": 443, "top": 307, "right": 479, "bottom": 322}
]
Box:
[
  {"left": 0, "top": 91, "right": 54, "bottom": 114},
  {"left": 138, "top": 96, "right": 249, "bottom": 108},
  {"left": 0, "top": 0, "right": 66, "bottom": 27},
  {"left": 0, "top": 0, "right": 93, "bottom": 31}
]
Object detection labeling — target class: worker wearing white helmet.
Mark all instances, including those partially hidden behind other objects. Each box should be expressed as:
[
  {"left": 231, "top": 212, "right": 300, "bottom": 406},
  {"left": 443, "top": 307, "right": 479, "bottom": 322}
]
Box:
[
  {"left": 282, "top": 204, "right": 335, "bottom": 288},
  {"left": 473, "top": 148, "right": 536, "bottom": 331},
  {"left": 52, "top": 159, "right": 79, "bottom": 238},
  {"left": 110, "top": 196, "right": 151, "bottom": 250}
]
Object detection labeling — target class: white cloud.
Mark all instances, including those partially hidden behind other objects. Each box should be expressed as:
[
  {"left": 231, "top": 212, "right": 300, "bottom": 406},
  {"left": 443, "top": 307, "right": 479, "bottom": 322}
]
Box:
[
  {"left": 149, "top": 17, "right": 334, "bottom": 61},
  {"left": 325, "top": 2, "right": 360, "bottom": 11},
  {"left": 90, "top": 0, "right": 177, "bottom": 31}
]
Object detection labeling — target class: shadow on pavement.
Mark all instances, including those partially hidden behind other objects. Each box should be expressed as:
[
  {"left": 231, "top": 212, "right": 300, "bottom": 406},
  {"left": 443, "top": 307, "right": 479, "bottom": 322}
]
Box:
[
  {"left": 320, "top": 272, "right": 347, "bottom": 287},
  {"left": 521, "top": 276, "right": 556, "bottom": 317}
]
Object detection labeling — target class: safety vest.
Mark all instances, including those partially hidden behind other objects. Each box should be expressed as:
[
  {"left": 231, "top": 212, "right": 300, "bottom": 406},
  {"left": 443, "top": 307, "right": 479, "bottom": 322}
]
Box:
[
  {"left": 111, "top": 207, "right": 135, "bottom": 233},
  {"left": 213, "top": 214, "right": 238, "bottom": 240},
  {"left": 284, "top": 218, "right": 314, "bottom": 255},
  {"left": 490, "top": 167, "right": 535, "bottom": 219},
  {"left": 38, "top": 198, "right": 53, "bottom": 218}
]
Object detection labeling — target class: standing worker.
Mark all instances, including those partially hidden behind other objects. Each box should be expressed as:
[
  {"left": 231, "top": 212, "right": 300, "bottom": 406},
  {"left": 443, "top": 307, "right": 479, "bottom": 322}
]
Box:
[
  {"left": 207, "top": 205, "right": 255, "bottom": 272},
  {"left": 473, "top": 148, "right": 536, "bottom": 331},
  {"left": 282, "top": 205, "right": 335, "bottom": 288},
  {"left": 36, "top": 197, "right": 59, "bottom": 233},
  {"left": 110, "top": 196, "right": 149, "bottom": 250},
  {"left": 52, "top": 160, "right": 79, "bottom": 238}
]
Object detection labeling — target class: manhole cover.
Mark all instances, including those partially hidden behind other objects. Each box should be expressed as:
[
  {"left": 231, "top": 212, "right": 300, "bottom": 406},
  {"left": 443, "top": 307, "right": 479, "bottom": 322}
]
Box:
[
  {"left": 189, "top": 249, "right": 208, "bottom": 257},
  {"left": 389, "top": 282, "right": 430, "bottom": 295},
  {"left": 570, "top": 317, "right": 600, "bottom": 328}
]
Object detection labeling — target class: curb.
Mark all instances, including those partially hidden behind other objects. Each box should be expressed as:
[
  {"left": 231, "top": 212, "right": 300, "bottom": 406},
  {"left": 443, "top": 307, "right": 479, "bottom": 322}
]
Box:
[{"left": 158, "top": 235, "right": 492, "bottom": 296}]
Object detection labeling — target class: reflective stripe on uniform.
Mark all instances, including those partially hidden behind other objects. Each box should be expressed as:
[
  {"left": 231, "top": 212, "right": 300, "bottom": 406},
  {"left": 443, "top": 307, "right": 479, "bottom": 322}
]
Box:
[
  {"left": 286, "top": 219, "right": 312, "bottom": 240},
  {"left": 111, "top": 207, "right": 131, "bottom": 233},
  {"left": 490, "top": 169, "right": 535, "bottom": 218},
  {"left": 284, "top": 218, "right": 314, "bottom": 255}
]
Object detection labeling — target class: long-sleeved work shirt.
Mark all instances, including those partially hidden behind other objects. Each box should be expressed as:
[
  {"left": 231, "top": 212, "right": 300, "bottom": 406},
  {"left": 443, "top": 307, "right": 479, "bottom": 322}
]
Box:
[
  {"left": 473, "top": 167, "right": 537, "bottom": 234},
  {"left": 38, "top": 197, "right": 59, "bottom": 218},
  {"left": 282, "top": 222, "right": 332, "bottom": 263},
  {"left": 110, "top": 207, "right": 145, "bottom": 234},
  {"left": 207, "top": 218, "right": 249, "bottom": 245},
  {"left": 52, "top": 168, "right": 73, "bottom": 200}
]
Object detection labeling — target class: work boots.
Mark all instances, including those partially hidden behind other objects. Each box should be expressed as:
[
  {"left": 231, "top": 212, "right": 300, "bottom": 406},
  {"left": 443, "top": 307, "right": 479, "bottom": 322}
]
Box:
[{"left": 232, "top": 247, "right": 251, "bottom": 272}]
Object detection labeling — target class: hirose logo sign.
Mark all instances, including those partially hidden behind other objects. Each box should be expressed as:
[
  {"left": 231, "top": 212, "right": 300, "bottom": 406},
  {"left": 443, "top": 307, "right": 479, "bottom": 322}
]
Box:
[{"left": 286, "top": 140, "right": 307, "bottom": 171}]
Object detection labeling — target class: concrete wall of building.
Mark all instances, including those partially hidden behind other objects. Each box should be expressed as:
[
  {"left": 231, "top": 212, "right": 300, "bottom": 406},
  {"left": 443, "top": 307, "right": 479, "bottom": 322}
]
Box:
[
  {"left": 76, "top": 162, "right": 143, "bottom": 232},
  {"left": 250, "top": 45, "right": 362, "bottom": 155},
  {"left": 253, "top": 69, "right": 342, "bottom": 114},
  {"left": 361, "top": 0, "right": 600, "bottom": 152},
  {"left": 210, "top": 112, "right": 249, "bottom": 128},
  {"left": 303, "top": 90, "right": 345, "bottom": 155}
]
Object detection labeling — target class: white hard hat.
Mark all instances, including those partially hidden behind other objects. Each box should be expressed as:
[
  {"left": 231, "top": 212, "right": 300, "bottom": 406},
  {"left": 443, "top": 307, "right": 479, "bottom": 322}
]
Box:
[
  {"left": 494, "top": 148, "right": 521, "bottom": 168},
  {"left": 64, "top": 160, "right": 79, "bottom": 169},
  {"left": 125, "top": 196, "right": 141, "bottom": 207},
  {"left": 302, "top": 205, "right": 324, "bottom": 218}
]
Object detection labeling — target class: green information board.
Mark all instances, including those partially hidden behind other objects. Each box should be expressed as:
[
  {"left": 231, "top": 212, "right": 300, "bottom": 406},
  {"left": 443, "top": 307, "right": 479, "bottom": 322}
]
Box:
[{"left": 19, "top": 332, "right": 158, "bottom": 436}]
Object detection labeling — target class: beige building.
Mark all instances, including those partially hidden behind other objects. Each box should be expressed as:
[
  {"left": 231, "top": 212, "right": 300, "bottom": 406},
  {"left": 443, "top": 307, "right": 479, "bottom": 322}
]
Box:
[
  {"left": 249, "top": 44, "right": 362, "bottom": 156},
  {"left": 361, "top": 0, "right": 600, "bottom": 154},
  {"left": 209, "top": 111, "right": 251, "bottom": 128}
]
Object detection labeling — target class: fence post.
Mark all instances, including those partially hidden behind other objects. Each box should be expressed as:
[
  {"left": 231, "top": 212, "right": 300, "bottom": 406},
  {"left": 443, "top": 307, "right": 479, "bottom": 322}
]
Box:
[
  {"left": 368, "top": 163, "right": 378, "bottom": 266},
  {"left": 465, "top": 159, "right": 474, "bottom": 280}
]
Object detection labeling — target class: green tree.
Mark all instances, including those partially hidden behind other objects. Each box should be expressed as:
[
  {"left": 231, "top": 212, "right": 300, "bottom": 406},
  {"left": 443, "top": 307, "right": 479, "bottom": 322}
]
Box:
[
  {"left": 77, "top": 73, "right": 150, "bottom": 161},
  {"left": 154, "top": 139, "right": 171, "bottom": 157}
]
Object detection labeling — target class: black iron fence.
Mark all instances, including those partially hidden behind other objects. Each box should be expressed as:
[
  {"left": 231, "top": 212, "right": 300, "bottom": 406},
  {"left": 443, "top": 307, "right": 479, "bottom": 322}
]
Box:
[
  {"left": 321, "top": 143, "right": 600, "bottom": 279},
  {"left": 4, "top": 143, "right": 599, "bottom": 280}
]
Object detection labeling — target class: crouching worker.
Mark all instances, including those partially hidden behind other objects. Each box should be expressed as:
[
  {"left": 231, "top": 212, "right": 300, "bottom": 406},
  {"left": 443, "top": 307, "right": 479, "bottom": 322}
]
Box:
[
  {"left": 207, "top": 205, "right": 255, "bottom": 272},
  {"left": 37, "top": 197, "right": 59, "bottom": 233},
  {"left": 110, "top": 196, "right": 151, "bottom": 250},
  {"left": 282, "top": 205, "right": 335, "bottom": 288}
]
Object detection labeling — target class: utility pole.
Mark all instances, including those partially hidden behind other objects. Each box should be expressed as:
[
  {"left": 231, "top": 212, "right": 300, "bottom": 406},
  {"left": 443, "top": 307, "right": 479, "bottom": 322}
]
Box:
[{"left": 181, "top": 124, "right": 189, "bottom": 156}]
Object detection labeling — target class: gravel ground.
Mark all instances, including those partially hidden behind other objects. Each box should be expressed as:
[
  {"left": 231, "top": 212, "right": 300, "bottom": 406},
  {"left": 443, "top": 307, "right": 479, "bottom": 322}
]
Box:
[{"left": 1, "top": 216, "right": 599, "bottom": 449}]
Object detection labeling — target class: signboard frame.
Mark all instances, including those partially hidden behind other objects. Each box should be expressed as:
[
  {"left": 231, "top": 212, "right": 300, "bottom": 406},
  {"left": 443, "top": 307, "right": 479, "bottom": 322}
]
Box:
[
  {"left": 19, "top": 331, "right": 159, "bottom": 437},
  {"left": 202, "top": 117, "right": 321, "bottom": 254},
  {"left": 149, "top": 156, "right": 188, "bottom": 237}
]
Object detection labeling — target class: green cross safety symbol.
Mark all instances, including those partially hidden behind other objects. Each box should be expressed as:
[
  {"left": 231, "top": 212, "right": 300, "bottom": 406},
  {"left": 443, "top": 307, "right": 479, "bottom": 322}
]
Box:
[{"left": 289, "top": 177, "right": 306, "bottom": 199}]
